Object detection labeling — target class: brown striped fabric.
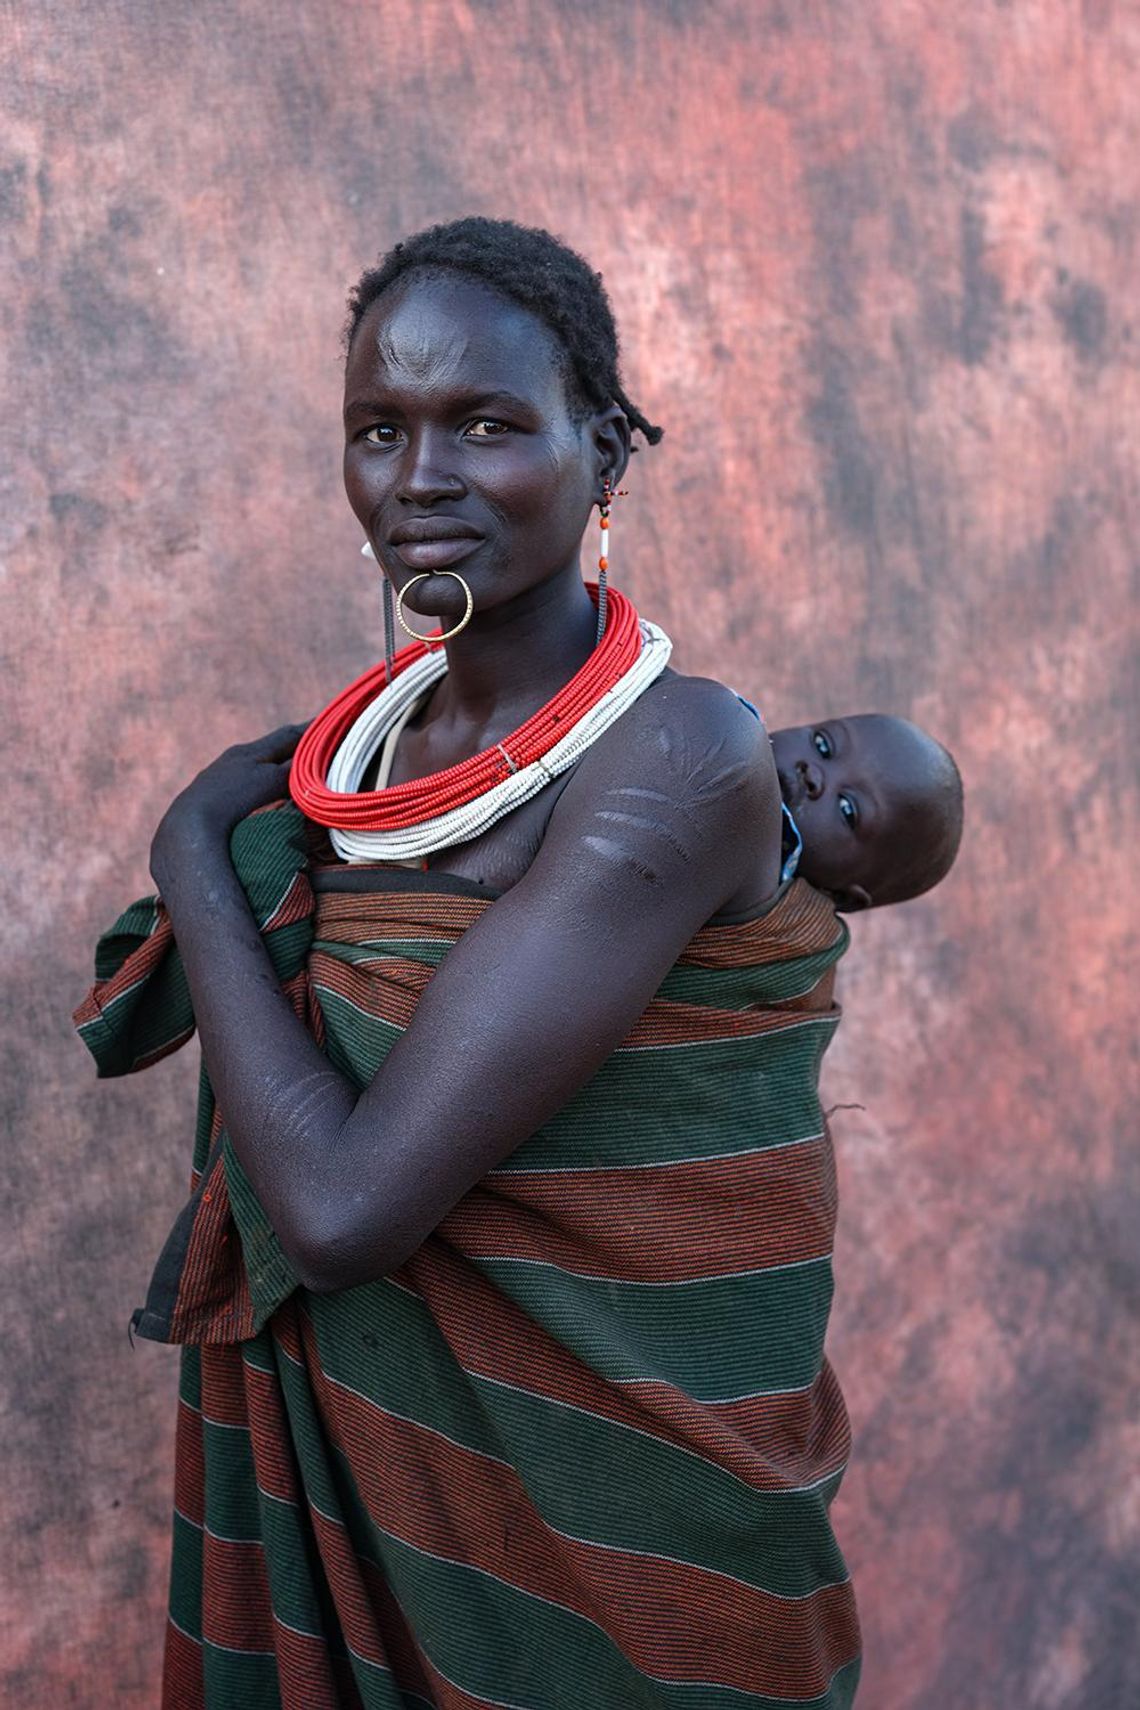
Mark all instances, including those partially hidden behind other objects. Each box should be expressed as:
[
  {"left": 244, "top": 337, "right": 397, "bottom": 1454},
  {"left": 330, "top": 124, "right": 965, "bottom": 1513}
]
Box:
[{"left": 76, "top": 800, "right": 861, "bottom": 1707}]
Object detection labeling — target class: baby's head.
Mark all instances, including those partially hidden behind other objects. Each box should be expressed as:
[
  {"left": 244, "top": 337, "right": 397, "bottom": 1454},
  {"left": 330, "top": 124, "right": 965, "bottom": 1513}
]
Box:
[{"left": 769, "top": 714, "right": 964, "bottom": 911}]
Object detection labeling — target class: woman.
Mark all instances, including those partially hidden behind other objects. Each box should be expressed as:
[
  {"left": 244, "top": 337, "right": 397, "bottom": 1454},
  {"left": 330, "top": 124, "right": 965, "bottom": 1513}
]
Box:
[{"left": 77, "top": 219, "right": 861, "bottom": 1709}]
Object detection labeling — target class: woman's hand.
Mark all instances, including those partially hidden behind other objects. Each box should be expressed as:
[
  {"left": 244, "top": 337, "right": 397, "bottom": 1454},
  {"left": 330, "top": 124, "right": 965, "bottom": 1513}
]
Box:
[{"left": 149, "top": 722, "right": 308, "bottom": 895}]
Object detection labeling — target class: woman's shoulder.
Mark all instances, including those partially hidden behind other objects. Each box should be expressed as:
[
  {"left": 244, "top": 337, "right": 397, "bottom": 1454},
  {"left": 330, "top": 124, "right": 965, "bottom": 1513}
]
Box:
[
  {"left": 565, "top": 664, "right": 778, "bottom": 822},
  {"left": 545, "top": 664, "right": 782, "bottom": 913},
  {"left": 608, "top": 664, "right": 772, "bottom": 761}
]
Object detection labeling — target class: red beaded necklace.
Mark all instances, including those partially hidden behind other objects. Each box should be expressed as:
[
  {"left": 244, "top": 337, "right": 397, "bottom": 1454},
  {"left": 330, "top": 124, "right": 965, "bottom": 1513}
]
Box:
[{"left": 290, "top": 583, "right": 643, "bottom": 832}]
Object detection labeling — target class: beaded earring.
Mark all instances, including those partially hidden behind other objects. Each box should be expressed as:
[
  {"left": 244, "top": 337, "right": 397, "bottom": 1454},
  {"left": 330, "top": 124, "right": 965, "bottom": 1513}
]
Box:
[
  {"left": 596, "top": 478, "right": 627, "bottom": 644},
  {"left": 362, "top": 539, "right": 397, "bottom": 682},
  {"left": 382, "top": 580, "right": 397, "bottom": 683}
]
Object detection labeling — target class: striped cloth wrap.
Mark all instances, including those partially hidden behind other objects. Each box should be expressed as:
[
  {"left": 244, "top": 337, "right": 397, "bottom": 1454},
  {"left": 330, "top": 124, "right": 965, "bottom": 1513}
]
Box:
[{"left": 75, "top": 800, "right": 861, "bottom": 1710}]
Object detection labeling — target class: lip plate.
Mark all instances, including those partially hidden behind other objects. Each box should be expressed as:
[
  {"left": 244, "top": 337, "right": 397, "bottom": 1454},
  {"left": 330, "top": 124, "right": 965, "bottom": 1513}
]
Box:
[{"left": 394, "top": 537, "right": 482, "bottom": 570}]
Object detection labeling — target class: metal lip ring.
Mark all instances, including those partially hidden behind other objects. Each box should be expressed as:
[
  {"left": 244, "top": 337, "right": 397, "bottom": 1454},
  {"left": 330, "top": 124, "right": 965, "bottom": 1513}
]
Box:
[{"left": 395, "top": 571, "right": 475, "bottom": 645}]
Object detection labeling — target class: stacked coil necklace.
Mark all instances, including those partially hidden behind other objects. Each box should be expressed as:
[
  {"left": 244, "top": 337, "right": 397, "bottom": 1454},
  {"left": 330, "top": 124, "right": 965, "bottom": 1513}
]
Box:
[{"left": 290, "top": 584, "right": 672, "bottom": 862}]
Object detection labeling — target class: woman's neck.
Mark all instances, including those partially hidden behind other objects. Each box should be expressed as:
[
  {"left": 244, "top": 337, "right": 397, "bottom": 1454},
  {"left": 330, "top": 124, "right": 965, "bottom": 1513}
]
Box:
[{"left": 426, "top": 564, "right": 600, "bottom": 734}]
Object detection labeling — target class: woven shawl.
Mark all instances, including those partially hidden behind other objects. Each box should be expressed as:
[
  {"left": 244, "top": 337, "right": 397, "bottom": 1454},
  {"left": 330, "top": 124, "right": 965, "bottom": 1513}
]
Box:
[{"left": 75, "top": 800, "right": 861, "bottom": 1709}]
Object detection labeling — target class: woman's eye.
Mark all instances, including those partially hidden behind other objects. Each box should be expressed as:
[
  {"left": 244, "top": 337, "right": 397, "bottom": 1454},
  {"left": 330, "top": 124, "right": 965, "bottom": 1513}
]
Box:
[
  {"left": 464, "top": 419, "right": 510, "bottom": 438},
  {"left": 838, "top": 793, "right": 859, "bottom": 830},
  {"left": 362, "top": 425, "right": 400, "bottom": 446},
  {"left": 812, "top": 729, "right": 834, "bottom": 759}
]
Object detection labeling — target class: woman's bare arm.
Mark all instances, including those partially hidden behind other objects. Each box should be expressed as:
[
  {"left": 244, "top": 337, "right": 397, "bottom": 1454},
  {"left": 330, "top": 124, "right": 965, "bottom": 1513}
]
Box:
[{"left": 154, "top": 680, "right": 780, "bottom": 1292}]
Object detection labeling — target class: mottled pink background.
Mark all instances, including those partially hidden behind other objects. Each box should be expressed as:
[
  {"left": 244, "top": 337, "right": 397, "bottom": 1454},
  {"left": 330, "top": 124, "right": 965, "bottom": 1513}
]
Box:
[{"left": 3, "top": 2, "right": 1138, "bottom": 1705}]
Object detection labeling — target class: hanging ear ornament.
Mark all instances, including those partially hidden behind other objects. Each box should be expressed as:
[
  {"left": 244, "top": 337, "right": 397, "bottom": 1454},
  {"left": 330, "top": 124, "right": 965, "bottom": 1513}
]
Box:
[
  {"left": 382, "top": 579, "right": 397, "bottom": 682},
  {"left": 595, "top": 479, "right": 628, "bottom": 644},
  {"left": 363, "top": 540, "right": 397, "bottom": 682}
]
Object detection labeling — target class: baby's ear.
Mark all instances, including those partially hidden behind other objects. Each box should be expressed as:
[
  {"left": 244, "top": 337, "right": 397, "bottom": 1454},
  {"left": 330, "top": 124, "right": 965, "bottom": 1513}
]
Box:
[{"left": 832, "top": 884, "right": 872, "bottom": 913}]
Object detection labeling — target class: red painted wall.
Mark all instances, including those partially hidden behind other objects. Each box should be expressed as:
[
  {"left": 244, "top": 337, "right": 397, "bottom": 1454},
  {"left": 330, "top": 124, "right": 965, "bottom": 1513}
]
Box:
[{"left": 3, "top": 3, "right": 1137, "bottom": 1704}]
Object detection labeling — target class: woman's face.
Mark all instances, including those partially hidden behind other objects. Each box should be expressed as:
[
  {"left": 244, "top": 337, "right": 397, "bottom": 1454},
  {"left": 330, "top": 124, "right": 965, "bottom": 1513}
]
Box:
[{"left": 343, "top": 271, "right": 610, "bottom": 624}]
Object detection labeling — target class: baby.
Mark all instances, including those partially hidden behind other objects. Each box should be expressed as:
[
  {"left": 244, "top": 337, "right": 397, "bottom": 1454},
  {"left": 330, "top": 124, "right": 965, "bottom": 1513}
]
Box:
[{"left": 766, "top": 713, "right": 964, "bottom": 912}]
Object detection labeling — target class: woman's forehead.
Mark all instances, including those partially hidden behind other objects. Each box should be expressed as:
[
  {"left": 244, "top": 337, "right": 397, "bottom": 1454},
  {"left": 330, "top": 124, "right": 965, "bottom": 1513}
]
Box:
[{"left": 348, "top": 272, "right": 566, "bottom": 403}]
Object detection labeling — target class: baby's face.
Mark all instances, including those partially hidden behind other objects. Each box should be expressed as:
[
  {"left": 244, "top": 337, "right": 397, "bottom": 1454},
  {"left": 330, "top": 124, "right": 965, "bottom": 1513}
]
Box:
[{"left": 769, "top": 715, "right": 937, "bottom": 908}]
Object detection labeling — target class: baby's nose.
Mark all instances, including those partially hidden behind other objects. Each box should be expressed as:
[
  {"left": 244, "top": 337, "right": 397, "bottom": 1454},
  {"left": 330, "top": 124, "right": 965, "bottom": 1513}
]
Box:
[{"left": 798, "top": 758, "right": 825, "bottom": 800}]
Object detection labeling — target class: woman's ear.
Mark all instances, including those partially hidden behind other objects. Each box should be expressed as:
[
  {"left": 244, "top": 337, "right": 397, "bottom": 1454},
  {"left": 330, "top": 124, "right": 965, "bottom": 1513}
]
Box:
[
  {"left": 593, "top": 405, "right": 632, "bottom": 499},
  {"left": 832, "top": 884, "right": 873, "bottom": 913}
]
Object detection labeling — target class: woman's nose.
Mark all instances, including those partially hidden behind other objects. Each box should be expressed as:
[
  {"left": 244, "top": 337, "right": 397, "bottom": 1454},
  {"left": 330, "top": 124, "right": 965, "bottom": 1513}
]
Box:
[
  {"left": 797, "top": 758, "right": 825, "bottom": 800},
  {"left": 398, "top": 434, "right": 465, "bottom": 506}
]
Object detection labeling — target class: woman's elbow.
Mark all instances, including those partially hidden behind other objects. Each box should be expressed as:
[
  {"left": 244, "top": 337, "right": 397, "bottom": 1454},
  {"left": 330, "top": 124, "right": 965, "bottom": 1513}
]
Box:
[{"left": 286, "top": 1214, "right": 418, "bottom": 1295}]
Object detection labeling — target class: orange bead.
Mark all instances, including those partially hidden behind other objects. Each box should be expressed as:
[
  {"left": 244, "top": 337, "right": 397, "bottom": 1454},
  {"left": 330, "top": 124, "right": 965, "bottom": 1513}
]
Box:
[
  {"left": 600, "top": 517, "right": 609, "bottom": 529},
  {"left": 598, "top": 556, "right": 608, "bottom": 571}
]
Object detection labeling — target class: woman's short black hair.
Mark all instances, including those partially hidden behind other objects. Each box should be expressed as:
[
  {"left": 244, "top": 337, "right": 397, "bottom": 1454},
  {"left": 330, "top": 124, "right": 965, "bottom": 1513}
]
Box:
[{"left": 346, "top": 217, "right": 663, "bottom": 447}]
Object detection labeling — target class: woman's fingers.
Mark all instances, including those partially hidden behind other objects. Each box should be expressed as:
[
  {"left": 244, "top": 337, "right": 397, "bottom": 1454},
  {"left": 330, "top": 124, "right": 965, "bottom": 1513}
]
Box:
[{"left": 246, "top": 722, "right": 312, "bottom": 761}]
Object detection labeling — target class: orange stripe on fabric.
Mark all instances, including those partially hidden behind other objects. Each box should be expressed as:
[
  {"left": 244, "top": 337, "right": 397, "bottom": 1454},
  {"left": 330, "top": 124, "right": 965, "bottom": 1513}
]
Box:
[
  {"left": 309, "top": 874, "right": 843, "bottom": 969},
  {"left": 312, "top": 887, "right": 488, "bottom": 942},
  {"left": 262, "top": 869, "right": 316, "bottom": 933},
  {"left": 173, "top": 1398, "right": 206, "bottom": 1526},
  {"left": 201, "top": 1345, "right": 251, "bottom": 1428},
  {"left": 162, "top": 1617, "right": 204, "bottom": 1709},
  {"left": 301, "top": 1505, "right": 404, "bottom": 1672},
  {"left": 241, "top": 1360, "right": 305, "bottom": 1509},
  {"left": 201, "top": 1532, "right": 276, "bottom": 1653},
  {"left": 269, "top": 1617, "right": 358, "bottom": 1710},
  {"left": 72, "top": 907, "right": 173, "bottom": 1020},
  {"left": 169, "top": 1158, "right": 257, "bottom": 1346},
  {"left": 607, "top": 997, "right": 837, "bottom": 1049},
  {"left": 310, "top": 949, "right": 432, "bottom": 1031},
  {"left": 311, "top": 946, "right": 838, "bottom": 1050},
  {"left": 440, "top": 1137, "right": 837, "bottom": 1281},
  {"left": 683, "top": 880, "right": 844, "bottom": 968}
]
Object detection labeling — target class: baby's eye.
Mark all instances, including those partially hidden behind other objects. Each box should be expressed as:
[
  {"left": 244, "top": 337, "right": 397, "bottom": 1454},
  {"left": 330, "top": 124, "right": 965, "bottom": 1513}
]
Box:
[
  {"left": 812, "top": 729, "right": 834, "bottom": 759},
  {"left": 363, "top": 425, "right": 401, "bottom": 446},
  {"left": 838, "top": 792, "right": 859, "bottom": 830},
  {"left": 464, "top": 419, "right": 510, "bottom": 438}
]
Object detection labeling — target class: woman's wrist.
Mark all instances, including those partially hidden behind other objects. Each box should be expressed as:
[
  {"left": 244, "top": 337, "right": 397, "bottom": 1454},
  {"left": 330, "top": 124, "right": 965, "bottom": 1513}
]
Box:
[{"left": 150, "top": 805, "right": 237, "bottom": 906}]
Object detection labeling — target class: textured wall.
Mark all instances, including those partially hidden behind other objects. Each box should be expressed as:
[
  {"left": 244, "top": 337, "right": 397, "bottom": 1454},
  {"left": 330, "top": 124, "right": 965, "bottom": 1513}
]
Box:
[{"left": 3, "top": 1, "right": 1137, "bottom": 1705}]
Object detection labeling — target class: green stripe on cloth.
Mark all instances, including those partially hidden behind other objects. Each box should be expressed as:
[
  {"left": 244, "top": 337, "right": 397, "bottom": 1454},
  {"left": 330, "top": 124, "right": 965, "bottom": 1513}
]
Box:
[
  {"left": 169, "top": 1510, "right": 204, "bottom": 1641},
  {"left": 312, "top": 1258, "right": 837, "bottom": 1415},
  {"left": 313, "top": 986, "right": 837, "bottom": 1170},
  {"left": 309, "top": 988, "right": 403, "bottom": 1088},
  {"left": 501, "top": 1026, "right": 837, "bottom": 1170},
  {"left": 201, "top": 1642, "right": 283, "bottom": 1710},
  {"left": 179, "top": 1345, "right": 202, "bottom": 1410},
  {"left": 470, "top": 1256, "right": 833, "bottom": 1400},
  {"left": 201, "top": 1416, "right": 264, "bottom": 1544}
]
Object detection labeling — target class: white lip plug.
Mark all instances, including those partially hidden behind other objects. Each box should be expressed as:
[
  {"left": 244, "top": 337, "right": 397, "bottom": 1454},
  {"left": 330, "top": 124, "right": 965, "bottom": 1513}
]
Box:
[{"left": 361, "top": 540, "right": 376, "bottom": 560}]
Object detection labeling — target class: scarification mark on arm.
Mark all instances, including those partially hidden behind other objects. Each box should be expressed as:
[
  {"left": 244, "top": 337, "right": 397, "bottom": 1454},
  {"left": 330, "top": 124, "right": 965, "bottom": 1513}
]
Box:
[
  {"left": 591, "top": 808, "right": 694, "bottom": 866},
  {"left": 581, "top": 834, "right": 666, "bottom": 889},
  {"left": 258, "top": 1067, "right": 354, "bottom": 1156},
  {"left": 605, "top": 786, "right": 674, "bottom": 806}
]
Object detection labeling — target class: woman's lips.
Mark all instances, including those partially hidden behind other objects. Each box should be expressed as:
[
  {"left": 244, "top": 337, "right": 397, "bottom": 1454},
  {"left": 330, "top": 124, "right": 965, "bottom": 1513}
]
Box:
[{"left": 393, "top": 537, "right": 482, "bottom": 570}]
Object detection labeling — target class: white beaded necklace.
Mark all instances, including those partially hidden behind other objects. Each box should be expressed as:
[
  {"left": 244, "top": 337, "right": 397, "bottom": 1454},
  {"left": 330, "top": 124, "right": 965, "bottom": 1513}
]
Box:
[{"left": 325, "top": 620, "right": 672, "bottom": 862}]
